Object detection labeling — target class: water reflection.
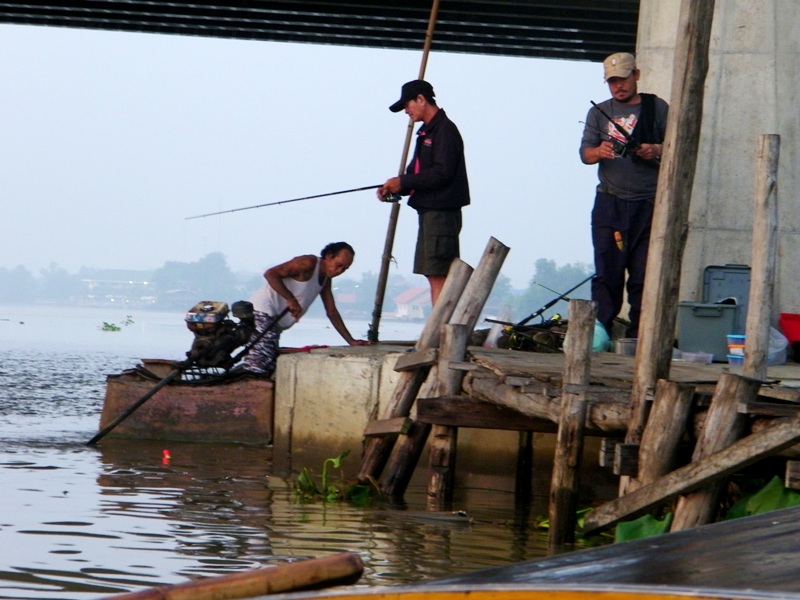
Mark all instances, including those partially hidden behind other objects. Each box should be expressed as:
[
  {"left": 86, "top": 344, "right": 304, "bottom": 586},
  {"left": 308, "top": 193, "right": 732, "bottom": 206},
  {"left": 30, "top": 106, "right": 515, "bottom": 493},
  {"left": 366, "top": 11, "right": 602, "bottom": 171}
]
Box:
[{"left": 0, "top": 307, "right": 554, "bottom": 599}]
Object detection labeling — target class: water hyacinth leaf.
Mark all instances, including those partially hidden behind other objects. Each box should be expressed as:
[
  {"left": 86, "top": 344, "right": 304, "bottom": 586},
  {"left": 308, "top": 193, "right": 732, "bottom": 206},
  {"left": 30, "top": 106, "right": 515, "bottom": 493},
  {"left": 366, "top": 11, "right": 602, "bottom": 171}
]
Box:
[
  {"left": 614, "top": 512, "right": 673, "bottom": 543},
  {"left": 724, "top": 476, "right": 800, "bottom": 520}
]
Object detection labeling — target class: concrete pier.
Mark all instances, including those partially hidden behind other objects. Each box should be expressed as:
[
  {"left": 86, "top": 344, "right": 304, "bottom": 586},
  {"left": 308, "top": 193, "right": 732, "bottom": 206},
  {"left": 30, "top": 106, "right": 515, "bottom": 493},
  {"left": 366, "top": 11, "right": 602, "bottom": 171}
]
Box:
[{"left": 270, "top": 345, "right": 561, "bottom": 494}]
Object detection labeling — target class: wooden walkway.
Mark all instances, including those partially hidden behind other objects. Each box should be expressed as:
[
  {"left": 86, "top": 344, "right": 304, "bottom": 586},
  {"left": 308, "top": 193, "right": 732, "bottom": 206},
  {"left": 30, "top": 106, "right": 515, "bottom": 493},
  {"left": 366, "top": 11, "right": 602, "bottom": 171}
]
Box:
[{"left": 356, "top": 240, "right": 800, "bottom": 547}]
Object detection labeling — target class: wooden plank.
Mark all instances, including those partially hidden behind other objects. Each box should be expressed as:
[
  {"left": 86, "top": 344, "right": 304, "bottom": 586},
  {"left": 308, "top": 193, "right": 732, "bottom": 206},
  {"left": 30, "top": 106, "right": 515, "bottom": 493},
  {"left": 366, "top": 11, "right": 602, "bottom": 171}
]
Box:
[
  {"left": 416, "top": 396, "right": 558, "bottom": 433},
  {"left": 741, "top": 400, "right": 800, "bottom": 418},
  {"left": 393, "top": 348, "right": 439, "bottom": 371},
  {"left": 363, "top": 417, "right": 412, "bottom": 437},
  {"left": 582, "top": 411, "right": 800, "bottom": 535}
]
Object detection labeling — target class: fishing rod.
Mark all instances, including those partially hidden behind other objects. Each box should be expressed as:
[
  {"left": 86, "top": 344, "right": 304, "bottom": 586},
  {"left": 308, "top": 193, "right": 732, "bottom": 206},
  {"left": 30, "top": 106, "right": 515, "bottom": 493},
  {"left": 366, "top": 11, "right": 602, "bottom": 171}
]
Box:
[
  {"left": 186, "top": 185, "right": 400, "bottom": 220},
  {"left": 485, "top": 273, "right": 594, "bottom": 328}
]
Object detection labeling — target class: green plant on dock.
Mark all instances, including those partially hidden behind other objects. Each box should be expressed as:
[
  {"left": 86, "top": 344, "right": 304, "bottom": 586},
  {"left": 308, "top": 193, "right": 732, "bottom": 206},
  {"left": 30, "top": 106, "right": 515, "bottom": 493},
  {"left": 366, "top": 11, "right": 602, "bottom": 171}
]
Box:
[{"left": 294, "top": 450, "right": 374, "bottom": 506}]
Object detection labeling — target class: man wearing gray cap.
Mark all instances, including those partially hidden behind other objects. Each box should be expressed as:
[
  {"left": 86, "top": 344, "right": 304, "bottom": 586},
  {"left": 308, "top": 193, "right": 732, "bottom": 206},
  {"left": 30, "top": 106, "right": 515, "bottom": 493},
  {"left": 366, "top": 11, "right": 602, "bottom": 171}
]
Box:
[
  {"left": 377, "top": 80, "right": 470, "bottom": 306},
  {"left": 580, "top": 52, "right": 669, "bottom": 340}
]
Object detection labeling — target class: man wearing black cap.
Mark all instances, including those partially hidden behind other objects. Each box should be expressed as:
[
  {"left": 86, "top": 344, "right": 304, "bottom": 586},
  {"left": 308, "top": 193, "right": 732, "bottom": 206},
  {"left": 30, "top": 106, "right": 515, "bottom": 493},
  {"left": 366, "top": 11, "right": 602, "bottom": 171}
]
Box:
[
  {"left": 580, "top": 53, "right": 668, "bottom": 340},
  {"left": 377, "top": 80, "right": 470, "bottom": 306}
]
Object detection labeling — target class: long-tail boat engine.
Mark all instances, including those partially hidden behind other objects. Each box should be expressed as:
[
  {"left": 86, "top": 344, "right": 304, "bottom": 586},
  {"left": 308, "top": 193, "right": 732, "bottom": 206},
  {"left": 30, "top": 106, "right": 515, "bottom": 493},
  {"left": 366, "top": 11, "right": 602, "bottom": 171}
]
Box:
[{"left": 184, "top": 300, "right": 256, "bottom": 371}]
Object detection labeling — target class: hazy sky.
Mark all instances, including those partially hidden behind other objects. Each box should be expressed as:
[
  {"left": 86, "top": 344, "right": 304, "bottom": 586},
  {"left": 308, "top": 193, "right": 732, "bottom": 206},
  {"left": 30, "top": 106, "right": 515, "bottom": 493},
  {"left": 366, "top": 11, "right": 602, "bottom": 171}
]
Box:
[{"left": 2, "top": 24, "right": 611, "bottom": 289}]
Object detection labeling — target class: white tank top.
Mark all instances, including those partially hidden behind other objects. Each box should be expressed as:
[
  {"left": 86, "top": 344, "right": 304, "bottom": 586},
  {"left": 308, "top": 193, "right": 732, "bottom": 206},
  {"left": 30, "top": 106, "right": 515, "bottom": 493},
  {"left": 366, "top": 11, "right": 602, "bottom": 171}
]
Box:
[{"left": 249, "top": 259, "right": 325, "bottom": 331}]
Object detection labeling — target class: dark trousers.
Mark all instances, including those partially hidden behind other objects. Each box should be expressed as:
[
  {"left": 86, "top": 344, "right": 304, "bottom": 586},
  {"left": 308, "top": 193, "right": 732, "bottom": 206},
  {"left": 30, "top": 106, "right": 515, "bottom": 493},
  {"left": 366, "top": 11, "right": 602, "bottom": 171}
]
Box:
[{"left": 591, "top": 192, "right": 654, "bottom": 338}]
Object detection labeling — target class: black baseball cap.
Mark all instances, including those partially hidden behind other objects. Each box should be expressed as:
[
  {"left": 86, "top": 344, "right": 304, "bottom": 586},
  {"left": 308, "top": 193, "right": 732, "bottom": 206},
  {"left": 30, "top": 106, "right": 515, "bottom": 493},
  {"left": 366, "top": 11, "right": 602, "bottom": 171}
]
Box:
[{"left": 389, "top": 80, "right": 435, "bottom": 112}]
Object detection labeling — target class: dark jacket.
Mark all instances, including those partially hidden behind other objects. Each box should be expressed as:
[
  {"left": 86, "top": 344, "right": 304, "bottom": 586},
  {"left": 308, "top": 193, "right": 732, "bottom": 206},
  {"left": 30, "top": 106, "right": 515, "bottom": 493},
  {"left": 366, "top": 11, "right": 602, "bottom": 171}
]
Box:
[{"left": 399, "top": 109, "right": 470, "bottom": 211}]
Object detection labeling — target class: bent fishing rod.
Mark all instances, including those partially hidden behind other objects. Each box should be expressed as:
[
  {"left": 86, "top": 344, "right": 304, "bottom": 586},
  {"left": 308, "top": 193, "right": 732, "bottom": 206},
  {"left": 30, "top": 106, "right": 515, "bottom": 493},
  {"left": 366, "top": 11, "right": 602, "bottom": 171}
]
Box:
[{"left": 186, "top": 184, "right": 400, "bottom": 220}]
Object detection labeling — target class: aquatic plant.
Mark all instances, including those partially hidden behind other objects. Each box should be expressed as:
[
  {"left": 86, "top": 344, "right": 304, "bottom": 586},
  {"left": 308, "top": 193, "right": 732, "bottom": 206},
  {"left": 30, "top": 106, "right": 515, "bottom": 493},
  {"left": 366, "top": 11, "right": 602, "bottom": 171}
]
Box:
[
  {"left": 294, "top": 450, "right": 374, "bottom": 506},
  {"left": 99, "top": 315, "right": 134, "bottom": 332}
]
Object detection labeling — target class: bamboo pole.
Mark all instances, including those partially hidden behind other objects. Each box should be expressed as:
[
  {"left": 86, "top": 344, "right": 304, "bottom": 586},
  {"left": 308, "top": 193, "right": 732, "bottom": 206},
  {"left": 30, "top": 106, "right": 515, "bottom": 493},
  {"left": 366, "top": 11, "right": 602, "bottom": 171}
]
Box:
[
  {"left": 368, "top": 0, "right": 441, "bottom": 342},
  {"left": 548, "top": 299, "right": 596, "bottom": 549},
  {"left": 102, "top": 552, "right": 363, "bottom": 600},
  {"left": 623, "top": 0, "right": 716, "bottom": 495},
  {"left": 743, "top": 134, "right": 780, "bottom": 381}
]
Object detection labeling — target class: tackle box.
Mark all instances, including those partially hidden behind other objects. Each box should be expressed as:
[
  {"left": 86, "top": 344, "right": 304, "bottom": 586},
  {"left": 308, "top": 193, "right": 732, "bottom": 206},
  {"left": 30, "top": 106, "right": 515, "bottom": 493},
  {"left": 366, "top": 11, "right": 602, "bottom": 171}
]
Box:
[{"left": 677, "top": 264, "right": 751, "bottom": 362}]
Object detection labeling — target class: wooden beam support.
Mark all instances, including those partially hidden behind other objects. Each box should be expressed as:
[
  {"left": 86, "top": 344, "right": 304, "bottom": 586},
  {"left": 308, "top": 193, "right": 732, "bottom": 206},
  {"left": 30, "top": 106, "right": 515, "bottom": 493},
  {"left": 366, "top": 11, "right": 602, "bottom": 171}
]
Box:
[
  {"left": 416, "top": 396, "right": 558, "bottom": 432},
  {"left": 671, "top": 373, "right": 760, "bottom": 531},
  {"left": 393, "top": 348, "right": 439, "bottom": 371},
  {"left": 363, "top": 417, "right": 413, "bottom": 437},
  {"left": 637, "top": 380, "right": 695, "bottom": 484},
  {"left": 613, "top": 443, "right": 640, "bottom": 477},
  {"left": 548, "top": 299, "right": 595, "bottom": 548},
  {"left": 357, "top": 259, "right": 472, "bottom": 484},
  {"left": 582, "top": 411, "right": 800, "bottom": 535},
  {"left": 623, "top": 0, "right": 716, "bottom": 495}
]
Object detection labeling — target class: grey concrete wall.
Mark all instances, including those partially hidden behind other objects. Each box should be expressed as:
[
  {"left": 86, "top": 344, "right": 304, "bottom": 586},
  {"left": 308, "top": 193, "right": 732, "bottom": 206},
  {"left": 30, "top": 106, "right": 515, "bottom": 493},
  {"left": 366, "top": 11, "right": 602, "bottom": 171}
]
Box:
[{"left": 637, "top": 0, "right": 799, "bottom": 320}]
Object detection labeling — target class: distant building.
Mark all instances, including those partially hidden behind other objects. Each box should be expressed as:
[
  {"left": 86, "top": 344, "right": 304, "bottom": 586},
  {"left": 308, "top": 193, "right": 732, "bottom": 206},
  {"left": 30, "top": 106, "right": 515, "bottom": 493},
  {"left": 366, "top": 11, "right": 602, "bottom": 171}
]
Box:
[{"left": 393, "top": 287, "right": 430, "bottom": 320}]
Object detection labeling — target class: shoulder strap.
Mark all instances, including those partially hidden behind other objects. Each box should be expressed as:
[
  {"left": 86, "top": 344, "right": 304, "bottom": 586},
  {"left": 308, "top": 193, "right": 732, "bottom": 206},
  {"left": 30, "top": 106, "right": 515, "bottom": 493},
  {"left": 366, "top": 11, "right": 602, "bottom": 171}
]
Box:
[{"left": 631, "top": 93, "right": 659, "bottom": 144}]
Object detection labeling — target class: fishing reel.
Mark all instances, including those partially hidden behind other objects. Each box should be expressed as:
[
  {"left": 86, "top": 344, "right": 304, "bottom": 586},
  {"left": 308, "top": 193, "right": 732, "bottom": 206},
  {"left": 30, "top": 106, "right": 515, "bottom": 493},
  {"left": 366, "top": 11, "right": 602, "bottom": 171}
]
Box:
[
  {"left": 611, "top": 137, "right": 639, "bottom": 158},
  {"left": 184, "top": 300, "right": 256, "bottom": 371}
]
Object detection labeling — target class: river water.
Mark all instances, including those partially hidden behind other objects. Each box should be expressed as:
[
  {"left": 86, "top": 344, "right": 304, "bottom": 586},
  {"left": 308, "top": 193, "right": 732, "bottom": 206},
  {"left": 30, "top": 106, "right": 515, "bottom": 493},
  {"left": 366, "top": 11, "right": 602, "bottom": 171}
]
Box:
[{"left": 0, "top": 305, "right": 559, "bottom": 600}]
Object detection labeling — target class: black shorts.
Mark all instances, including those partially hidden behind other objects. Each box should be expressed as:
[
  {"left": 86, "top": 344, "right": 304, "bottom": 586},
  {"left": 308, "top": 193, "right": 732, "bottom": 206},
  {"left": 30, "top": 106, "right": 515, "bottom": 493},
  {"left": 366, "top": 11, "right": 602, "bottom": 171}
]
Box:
[{"left": 413, "top": 209, "right": 462, "bottom": 276}]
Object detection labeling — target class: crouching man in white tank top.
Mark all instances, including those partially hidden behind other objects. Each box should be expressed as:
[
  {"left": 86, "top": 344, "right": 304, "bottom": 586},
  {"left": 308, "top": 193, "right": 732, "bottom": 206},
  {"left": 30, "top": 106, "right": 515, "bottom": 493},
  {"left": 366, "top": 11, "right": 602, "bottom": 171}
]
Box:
[{"left": 243, "top": 241, "right": 370, "bottom": 376}]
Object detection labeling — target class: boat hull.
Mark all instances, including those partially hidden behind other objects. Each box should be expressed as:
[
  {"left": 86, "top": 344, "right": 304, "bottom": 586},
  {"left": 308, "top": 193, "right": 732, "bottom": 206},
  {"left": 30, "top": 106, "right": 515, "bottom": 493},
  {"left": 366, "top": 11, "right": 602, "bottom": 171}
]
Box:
[{"left": 99, "top": 366, "right": 273, "bottom": 444}]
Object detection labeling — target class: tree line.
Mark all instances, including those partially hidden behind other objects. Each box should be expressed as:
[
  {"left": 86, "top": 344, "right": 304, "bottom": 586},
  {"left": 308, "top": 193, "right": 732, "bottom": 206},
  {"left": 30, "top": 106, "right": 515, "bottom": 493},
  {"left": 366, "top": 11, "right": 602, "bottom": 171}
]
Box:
[{"left": 0, "top": 252, "right": 592, "bottom": 322}]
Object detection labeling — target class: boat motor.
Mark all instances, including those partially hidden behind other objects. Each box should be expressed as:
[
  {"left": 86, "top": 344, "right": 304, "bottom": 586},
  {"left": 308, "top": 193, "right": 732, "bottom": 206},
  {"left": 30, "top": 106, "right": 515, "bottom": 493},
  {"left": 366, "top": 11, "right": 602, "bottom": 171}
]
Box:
[{"left": 184, "top": 300, "right": 256, "bottom": 371}]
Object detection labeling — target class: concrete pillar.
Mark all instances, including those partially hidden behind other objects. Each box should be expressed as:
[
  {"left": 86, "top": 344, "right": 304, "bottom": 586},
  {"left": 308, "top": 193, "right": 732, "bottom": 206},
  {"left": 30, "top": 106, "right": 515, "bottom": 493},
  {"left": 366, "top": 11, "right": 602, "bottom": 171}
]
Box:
[{"left": 637, "top": 0, "right": 799, "bottom": 317}]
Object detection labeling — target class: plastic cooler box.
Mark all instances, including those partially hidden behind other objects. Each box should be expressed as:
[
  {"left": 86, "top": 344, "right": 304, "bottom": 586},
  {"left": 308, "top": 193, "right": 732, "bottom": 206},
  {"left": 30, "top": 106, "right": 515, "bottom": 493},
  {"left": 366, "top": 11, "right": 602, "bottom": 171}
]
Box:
[{"left": 677, "top": 264, "right": 751, "bottom": 362}]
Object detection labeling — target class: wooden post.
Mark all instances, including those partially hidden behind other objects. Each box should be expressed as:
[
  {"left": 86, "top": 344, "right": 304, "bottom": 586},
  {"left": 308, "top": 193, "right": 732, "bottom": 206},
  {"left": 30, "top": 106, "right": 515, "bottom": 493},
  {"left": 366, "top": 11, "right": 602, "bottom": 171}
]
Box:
[
  {"left": 379, "top": 237, "right": 509, "bottom": 497},
  {"left": 548, "top": 299, "right": 596, "bottom": 549},
  {"left": 368, "top": 0, "right": 441, "bottom": 342},
  {"left": 426, "top": 323, "right": 469, "bottom": 508},
  {"left": 743, "top": 134, "right": 780, "bottom": 382},
  {"left": 358, "top": 259, "right": 473, "bottom": 483},
  {"left": 515, "top": 431, "right": 534, "bottom": 505},
  {"left": 449, "top": 237, "right": 510, "bottom": 331},
  {"left": 637, "top": 380, "right": 695, "bottom": 484},
  {"left": 670, "top": 373, "right": 760, "bottom": 531},
  {"left": 623, "top": 0, "right": 716, "bottom": 495}
]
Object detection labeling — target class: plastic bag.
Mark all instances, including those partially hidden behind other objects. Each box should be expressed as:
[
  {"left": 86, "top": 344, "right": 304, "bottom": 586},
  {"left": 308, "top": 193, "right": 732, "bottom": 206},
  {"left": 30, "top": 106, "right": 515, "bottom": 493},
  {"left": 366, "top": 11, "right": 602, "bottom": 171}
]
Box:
[
  {"left": 768, "top": 326, "right": 788, "bottom": 365},
  {"left": 563, "top": 320, "right": 611, "bottom": 353}
]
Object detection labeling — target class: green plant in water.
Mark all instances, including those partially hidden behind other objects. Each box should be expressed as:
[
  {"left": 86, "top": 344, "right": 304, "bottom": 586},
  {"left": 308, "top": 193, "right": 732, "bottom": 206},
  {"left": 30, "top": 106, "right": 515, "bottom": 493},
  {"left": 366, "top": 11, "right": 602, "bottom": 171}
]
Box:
[
  {"left": 100, "top": 315, "right": 134, "bottom": 332},
  {"left": 295, "top": 450, "right": 375, "bottom": 506}
]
